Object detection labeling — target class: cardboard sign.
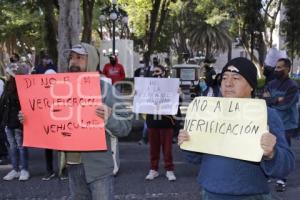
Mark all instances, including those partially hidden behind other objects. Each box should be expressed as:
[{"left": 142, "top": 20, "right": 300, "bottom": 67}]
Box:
[
  {"left": 133, "top": 77, "right": 180, "bottom": 115},
  {"left": 180, "top": 97, "right": 267, "bottom": 162},
  {"left": 15, "top": 72, "right": 107, "bottom": 151}
]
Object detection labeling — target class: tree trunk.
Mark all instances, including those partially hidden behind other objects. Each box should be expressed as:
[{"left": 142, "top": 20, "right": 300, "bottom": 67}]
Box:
[
  {"left": 256, "top": 32, "right": 267, "bottom": 66},
  {"left": 81, "top": 0, "right": 95, "bottom": 43},
  {"left": 41, "top": 0, "right": 58, "bottom": 65},
  {"left": 57, "top": 0, "right": 81, "bottom": 72},
  {"left": 144, "top": 0, "right": 170, "bottom": 66},
  {"left": 144, "top": 0, "right": 161, "bottom": 66}
]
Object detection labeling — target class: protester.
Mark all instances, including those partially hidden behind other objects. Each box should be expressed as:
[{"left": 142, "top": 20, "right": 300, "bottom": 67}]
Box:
[
  {"left": 152, "top": 57, "right": 159, "bottom": 66},
  {"left": 197, "top": 77, "right": 219, "bottom": 97},
  {"left": 263, "top": 48, "right": 287, "bottom": 85},
  {"left": 145, "top": 65, "right": 178, "bottom": 181},
  {"left": 9, "top": 53, "right": 20, "bottom": 63},
  {"left": 204, "top": 63, "right": 216, "bottom": 88},
  {"left": 196, "top": 64, "right": 218, "bottom": 97},
  {"left": 102, "top": 55, "right": 125, "bottom": 85},
  {"left": 2, "top": 62, "right": 31, "bottom": 181},
  {"left": 32, "top": 54, "right": 57, "bottom": 74},
  {"left": 0, "top": 53, "right": 21, "bottom": 165},
  {"left": 178, "top": 57, "right": 295, "bottom": 199},
  {"left": 134, "top": 57, "right": 151, "bottom": 77},
  {"left": 262, "top": 58, "right": 298, "bottom": 192},
  {"left": 62, "top": 43, "right": 132, "bottom": 199},
  {"left": 19, "top": 43, "right": 132, "bottom": 199}
]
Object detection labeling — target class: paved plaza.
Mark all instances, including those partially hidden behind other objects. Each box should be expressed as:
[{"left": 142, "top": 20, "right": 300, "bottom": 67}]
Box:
[{"left": 0, "top": 138, "right": 299, "bottom": 200}]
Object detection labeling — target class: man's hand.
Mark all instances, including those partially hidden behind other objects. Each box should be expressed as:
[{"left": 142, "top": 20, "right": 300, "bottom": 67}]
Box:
[
  {"left": 95, "top": 104, "right": 112, "bottom": 122},
  {"left": 177, "top": 129, "right": 190, "bottom": 145},
  {"left": 18, "top": 111, "right": 25, "bottom": 124},
  {"left": 261, "top": 132, "right": 277, "bottom": 160}
]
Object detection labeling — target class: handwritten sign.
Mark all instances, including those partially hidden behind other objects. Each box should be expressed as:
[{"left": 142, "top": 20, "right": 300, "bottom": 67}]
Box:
[
  {"left": 180, "top": 97, "right": 267, "bottom": 162},
  {"left": 133, "top": 77, "right": 180, "bottom": 115},
  {"left": 264, "top": 47, "right": 288, "bottom": 67},
  {"left": 15, "top": 72, "right": 107, "bottom": 151}
]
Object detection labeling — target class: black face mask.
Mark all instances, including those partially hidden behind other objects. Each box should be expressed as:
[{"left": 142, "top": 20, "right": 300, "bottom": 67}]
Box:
[
  {"left": 10, "top": 57, "right": 17, "bottom": 63},
  {"left": 153, "top": 61, "right": 159, "bottom": 66},
  {"left": 274, "top": 70, "right": 285, "bottom": 79},
  {"left": 204, "top": 65, "right": 210, "bottom": 71},
  {"left": 69, "top": 66, "right": 81, "bottom": 72},
  {"left": 110, "top": 60, "right": 116, "bottom": 65},
  {"left": 152, "top": 74, "right": 162, "bottom": 78}
]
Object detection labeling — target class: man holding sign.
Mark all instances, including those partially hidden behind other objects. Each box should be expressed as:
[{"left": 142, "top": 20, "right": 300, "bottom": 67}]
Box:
[
  {"left": 178, "top": 57, "right": 295, "bottom": 200},
  {"left": 19, "top": 43, "right": 132, "bottom": 200}
]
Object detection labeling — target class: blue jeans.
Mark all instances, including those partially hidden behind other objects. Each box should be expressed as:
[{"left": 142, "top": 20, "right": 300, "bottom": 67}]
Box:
[
  {"left": 5, "top": 127, "right": 28, "bottom": 171},
  {"left": 202, "top": 190, "right": 272, "bottom": 200},
  {"left": 68, "top": 164, "right": 114, "bottom": 200}
]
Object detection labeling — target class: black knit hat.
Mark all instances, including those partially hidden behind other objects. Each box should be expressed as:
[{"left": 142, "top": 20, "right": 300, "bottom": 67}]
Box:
[{"left": 221, "top": 57, "right": 257, "bottom": 90}]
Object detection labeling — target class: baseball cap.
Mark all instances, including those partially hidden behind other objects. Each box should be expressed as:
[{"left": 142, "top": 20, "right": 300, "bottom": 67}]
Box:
[{"left": 67, "top": 44, "right": 88, "bottom": 55}]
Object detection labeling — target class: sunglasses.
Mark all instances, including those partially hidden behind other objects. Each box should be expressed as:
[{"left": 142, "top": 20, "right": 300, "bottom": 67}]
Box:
[{"left": 153, "top": 70, "right": 162, "bottom": 73}]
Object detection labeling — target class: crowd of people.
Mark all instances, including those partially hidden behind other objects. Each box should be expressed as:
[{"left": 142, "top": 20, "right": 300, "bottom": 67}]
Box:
[{"left": 0, "top": 43, "right": 299, "bottom": 200}]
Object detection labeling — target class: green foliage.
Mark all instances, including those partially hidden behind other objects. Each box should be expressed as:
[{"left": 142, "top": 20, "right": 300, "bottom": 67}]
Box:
[
  {"left": 119, "top": 0, "right": 152, "bottom": 39},
  {"left": 160, "top": 0, "right": 233, "bottom": 59},
  {"left": 257, "top": 78, "right": 266, "bottom": 89},
  {"left": 281, "top": 0, "right": 300, "bottom": 58},
  {"left": 194, "top": 0, "right": 229, "bottom": 25},
  {"left": 0, "top": 1, "right": 44, "bottom": 51},
  {"left": 240, "top": 0, "right": 264, "bottom": 33}
]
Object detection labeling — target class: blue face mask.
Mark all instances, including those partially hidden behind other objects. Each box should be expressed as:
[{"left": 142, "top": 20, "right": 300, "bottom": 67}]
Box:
[{"left": 199, "top": 81, "right": 207, "bottom": 91}]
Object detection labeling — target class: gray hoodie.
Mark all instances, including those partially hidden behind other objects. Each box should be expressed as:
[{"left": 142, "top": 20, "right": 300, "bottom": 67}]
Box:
[{"left": 60, "top": 43, "right": 132, "bottom": 182}]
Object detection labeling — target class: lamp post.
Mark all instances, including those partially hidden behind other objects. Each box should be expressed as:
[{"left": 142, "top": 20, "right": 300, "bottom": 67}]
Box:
[{"left": 99, "top": 0, "right": 129, "bottom": 56}]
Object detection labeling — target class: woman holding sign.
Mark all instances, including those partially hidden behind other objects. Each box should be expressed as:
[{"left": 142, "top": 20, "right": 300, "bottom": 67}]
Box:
[
  {"left": 178, "top": 57, "right": 295, "bottom": 200},
  {"left": 145, "top": 65, "right": 178, "bottom": 182},
  {"left": 1, "top": 62, "right": 30, "bottom": 181}
]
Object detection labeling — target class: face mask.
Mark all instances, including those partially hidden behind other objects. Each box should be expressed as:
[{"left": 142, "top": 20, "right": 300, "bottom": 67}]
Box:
[
  {"left": 10, "top": 57, "right": 17, "bottom": 63},
  {"left": 110, "top": 60, "right": 116, "bottom": 65},
  {"left": 199, "top": 81, "right": 207, "bottom": 91},
  {"left": 152, "top": 74, "right": 162, "bottom": 78},
  {"left": 274, "top": 70, "right": 285, "bottom": 79},
  {"left": 204, "top": 65, "right": 210, "bottom": 70}
]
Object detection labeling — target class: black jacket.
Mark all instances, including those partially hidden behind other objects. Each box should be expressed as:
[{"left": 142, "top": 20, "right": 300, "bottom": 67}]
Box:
[
  {"left": 146, "top": 114, "right": 176, "bottom": 129},
  {"left": 146, "top": 97, "right": 182, "bottom": 129},
  {"left": 0, "top": 79, "right": 22, "bottom": 129}
]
